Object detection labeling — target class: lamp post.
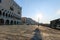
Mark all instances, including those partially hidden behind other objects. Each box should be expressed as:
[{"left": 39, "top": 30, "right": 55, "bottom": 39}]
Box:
[{"left": 38, "top": 17, "right": 39, "bottom": 28}]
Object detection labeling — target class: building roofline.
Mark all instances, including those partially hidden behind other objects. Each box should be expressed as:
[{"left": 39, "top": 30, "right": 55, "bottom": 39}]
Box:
[
  {"left": 51, "top": 18, "right": 60, "bottom": 21},
  {"left": 13, "top": 0, "right": 22, "bottom": 9}
]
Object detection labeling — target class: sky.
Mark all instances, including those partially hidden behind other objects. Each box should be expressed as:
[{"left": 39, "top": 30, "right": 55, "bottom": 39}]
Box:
[{"left": 14, "top": 0, "right": 60, "bottom": 24}]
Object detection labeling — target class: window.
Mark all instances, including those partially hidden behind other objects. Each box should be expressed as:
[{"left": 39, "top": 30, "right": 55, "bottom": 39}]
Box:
[
  {"left": 10, "top": 6, "right": 14, "bottom": 11},
  {"left": 3, "top": 12, "right": 5, "bottom": 16},
  {"left": 0, "top": 0, "right": 1, "bottom": 3},
  {"left": 18, "top": 12, "right": 20, "bottom": 14}
]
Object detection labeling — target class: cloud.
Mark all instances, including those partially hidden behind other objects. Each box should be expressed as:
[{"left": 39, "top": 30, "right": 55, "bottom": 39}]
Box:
[{"left": 56, "top": 10, "right": 60, "bottom": 14}]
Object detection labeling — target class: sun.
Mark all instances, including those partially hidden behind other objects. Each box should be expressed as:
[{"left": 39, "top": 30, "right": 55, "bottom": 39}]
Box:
[
  {"left": 36, "top": 13, "right": 43, "bottom": 20},
  {"left": 32, "top": 13, "right": 43, "bottom": 22}
]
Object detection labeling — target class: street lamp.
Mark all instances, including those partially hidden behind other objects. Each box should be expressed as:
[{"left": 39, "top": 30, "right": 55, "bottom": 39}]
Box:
[
  {"left": 36, "top": 13, "right": 42, "bottom": 28},
  {"left": 38, "top": 17, "right": 39, "bottom": 28}
]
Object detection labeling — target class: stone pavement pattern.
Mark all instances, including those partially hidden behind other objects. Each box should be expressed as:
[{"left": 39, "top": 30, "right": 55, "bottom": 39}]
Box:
[
  {"left": 0, "top": 25, "right": 60, "bottom": 40},
  {"left": 39, "top": 26, "right": 60, "bottom": 40}
]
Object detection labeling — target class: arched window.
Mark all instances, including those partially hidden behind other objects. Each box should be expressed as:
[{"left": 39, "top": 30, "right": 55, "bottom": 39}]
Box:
[
  {"left": 10, "top": 6, "right": 14, "bottom": 11},
  {"left": 10, "top": 20, "right": 13, "bottom": 25},
  {"left": 5, "top": 20, "right": 9, "bottom": 25},
  {"left": 0, "top": 19, "right": 4, "bottom": 25},
  {"left": 3, "top": 12, "right": 5, "bottom": 16},
  {"left": 6, "top": 13, "right": 8, "bottom": 17}
]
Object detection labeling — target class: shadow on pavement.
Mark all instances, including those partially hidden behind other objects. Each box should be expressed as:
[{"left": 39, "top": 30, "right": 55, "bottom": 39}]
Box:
[{"left": 30, "top": 28, "right": 42, "bottom": 40}]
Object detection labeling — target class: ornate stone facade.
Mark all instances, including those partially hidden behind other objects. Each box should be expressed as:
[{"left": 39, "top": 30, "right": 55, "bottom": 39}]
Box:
[{"left": 0, "top": 0, "right": 22, "bottom": 25}]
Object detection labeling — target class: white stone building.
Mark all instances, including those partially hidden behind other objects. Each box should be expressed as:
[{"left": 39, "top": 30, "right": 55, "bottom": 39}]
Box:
[
  {"left": 0, "top": 0, "right": 22, "bottom": 25},
  {"left": 23, "top": 17, "right": 38, "bottom": 25}
]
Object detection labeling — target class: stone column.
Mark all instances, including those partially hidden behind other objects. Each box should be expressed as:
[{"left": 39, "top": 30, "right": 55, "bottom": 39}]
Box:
[
  {"left": 4, "top": 20, "right": 6, "bottom": 25},
  {"left": 12, "top": 21, "right": 14, "bottom": 25}
]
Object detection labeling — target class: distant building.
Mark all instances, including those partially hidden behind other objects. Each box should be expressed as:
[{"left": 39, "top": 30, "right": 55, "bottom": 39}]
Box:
[
  {"left": 0, "top": 0, "right": 22, "bottom": 25},
  {"left": 26, "top": 18, "right": 38, "bottom": 25},
  {"left": 21, "top": 17, "right": 26, "bottom": 24},
  {"left": 50, "top": 18, "right": 60, "bottom": 29},
  {"left": 21, "top": 17, "right": 38, "bottom": 25}
]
